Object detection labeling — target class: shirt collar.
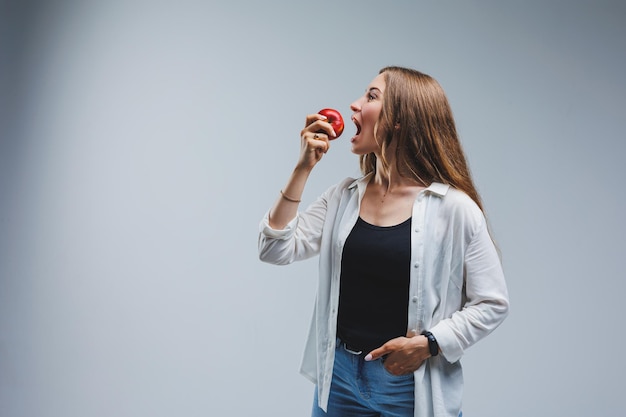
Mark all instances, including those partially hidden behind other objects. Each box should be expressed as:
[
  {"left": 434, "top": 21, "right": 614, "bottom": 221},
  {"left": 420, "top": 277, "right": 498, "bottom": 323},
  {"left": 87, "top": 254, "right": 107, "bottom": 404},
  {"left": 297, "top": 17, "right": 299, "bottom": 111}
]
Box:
[
  {"left": 348, "top": 173, "right": 372, "bottom": 190},
  {"left": 349, "top": 175, "right": 449, "bottom": 197},
  {"left": 424, "top": 182, "right": 449, "bottom": 197}
]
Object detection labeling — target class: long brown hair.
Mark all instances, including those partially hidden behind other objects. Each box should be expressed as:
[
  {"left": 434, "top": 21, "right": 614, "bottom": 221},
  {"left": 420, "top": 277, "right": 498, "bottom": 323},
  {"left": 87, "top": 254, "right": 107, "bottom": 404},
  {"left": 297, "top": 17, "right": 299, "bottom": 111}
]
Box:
[{"left": 360, "top": 66, "right": 485, "bottom": 213}]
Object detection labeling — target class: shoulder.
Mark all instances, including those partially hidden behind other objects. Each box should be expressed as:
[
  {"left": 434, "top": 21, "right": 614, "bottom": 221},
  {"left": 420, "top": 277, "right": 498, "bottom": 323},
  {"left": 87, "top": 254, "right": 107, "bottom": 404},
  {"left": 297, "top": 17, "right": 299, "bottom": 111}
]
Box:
[
  {"left": 442, "top": 187, "right": 478, "bottom": 209},
  {"left": 431, "top": 185, "right": 485, "bottom": 228}
]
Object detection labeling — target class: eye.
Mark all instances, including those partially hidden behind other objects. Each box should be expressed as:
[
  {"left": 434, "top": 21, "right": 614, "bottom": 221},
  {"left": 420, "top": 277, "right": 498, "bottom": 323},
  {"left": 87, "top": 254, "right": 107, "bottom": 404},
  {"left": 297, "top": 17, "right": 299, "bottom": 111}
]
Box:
[{"left": 365, "top": 87, "right": 381, "bottom": 102}]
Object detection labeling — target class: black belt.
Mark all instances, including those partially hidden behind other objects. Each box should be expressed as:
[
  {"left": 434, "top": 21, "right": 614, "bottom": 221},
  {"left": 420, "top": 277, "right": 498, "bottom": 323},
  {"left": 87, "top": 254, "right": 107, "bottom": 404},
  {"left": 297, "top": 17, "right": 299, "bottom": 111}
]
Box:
[{"left": 338, "top": 338, "right": 364, "bottom": 355}]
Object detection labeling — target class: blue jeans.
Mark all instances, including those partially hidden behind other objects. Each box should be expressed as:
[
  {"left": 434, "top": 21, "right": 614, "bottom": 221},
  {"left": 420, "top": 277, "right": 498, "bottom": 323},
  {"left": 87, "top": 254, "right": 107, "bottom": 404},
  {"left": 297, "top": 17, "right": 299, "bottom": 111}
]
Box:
[{"left": 311, "top": 339, "right": 415, "bottom": 417}]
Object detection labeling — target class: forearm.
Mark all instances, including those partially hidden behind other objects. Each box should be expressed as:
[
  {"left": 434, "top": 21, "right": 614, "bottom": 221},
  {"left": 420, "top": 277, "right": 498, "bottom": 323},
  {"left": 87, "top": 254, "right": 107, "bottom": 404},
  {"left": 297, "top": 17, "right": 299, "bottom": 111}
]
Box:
[
  {"left": 432, "top": 222, "right": 509, "bottom": 363},
  {"left": 268, "top": 165, "right": 313, "bottom": 229}
]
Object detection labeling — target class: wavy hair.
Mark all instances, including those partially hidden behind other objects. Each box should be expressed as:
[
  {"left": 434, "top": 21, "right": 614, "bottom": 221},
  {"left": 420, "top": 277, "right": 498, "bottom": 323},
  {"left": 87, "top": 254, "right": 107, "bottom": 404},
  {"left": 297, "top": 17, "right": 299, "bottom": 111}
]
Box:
[{"left": 359, "top": 66, "right": 485, "bottom": 213}]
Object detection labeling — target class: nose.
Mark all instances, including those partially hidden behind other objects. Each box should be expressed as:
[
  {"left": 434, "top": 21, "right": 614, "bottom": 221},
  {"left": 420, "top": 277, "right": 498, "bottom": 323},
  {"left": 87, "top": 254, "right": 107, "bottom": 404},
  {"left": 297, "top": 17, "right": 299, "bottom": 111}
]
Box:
[{"left": 350, "top": 98, "right": 361, "bottom": 112}]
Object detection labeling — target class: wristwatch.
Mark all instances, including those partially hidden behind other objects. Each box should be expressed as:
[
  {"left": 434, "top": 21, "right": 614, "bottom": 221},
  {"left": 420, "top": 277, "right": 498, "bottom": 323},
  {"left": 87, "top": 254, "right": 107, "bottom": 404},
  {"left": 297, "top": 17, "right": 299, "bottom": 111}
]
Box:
[{"left": 421, "top": 331, "right": 439, "bottom": 357}]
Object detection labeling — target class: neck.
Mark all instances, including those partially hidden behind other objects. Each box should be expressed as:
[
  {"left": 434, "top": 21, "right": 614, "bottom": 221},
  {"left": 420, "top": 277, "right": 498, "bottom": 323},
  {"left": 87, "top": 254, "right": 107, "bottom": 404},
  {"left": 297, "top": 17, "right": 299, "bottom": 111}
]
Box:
[
  {"left": 373, "top": 156, "right": 422, "bottom": 193},
  {"left": 365, "top": 158, "right": 426, "bottom": 210}
]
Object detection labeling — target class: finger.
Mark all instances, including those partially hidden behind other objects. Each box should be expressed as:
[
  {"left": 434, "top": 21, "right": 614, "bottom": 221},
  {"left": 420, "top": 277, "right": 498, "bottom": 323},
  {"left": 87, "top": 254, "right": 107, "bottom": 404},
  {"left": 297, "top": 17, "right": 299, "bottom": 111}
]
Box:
[
  {"left": 364, "top": 336, "right": 410, "bottom": 361},
  {"left": 304, "top": 113, "right": 327, "bottom": 128},
  {"left": 315, "top": 120, "right": 337, "bottom": 138},
  {"left": 386, "top": 363, "right": 416, "bottom": 376},
  {"left": 315, "top": 112, "right": 339, "bottom": 138},
  {"left": 364, "top": 345, "right": 390, "bottom": 362},
  {"left": 305, "top": 133, "right": 330, "bottom": 154},
  {"left": 388, "top": 359, "right": 424, "bottom": 375},
  {"left": 304, "top": 132, "right": 329, "bottom": 147},
  {"left": 302, "top": 119, "right": 336, "bottom": 139},
  {"left": 309, "top": 132, "right": 328, "bottom": 141},
  {"left": 384, "top": 362, "right": 406, "bottom": 376}
]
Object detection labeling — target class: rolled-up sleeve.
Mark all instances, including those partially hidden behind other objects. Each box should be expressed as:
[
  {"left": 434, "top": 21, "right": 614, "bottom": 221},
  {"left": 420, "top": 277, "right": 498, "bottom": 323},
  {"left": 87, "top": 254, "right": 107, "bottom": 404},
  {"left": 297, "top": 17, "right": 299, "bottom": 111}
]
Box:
[{"left": 258, "top": 190, "right": 329, "bottom": 265}]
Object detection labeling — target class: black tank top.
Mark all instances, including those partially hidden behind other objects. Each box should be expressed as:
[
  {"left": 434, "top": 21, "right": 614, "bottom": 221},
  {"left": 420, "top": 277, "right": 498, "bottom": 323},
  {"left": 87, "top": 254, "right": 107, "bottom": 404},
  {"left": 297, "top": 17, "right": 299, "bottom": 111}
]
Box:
[{"left": 336, "top": 216, "right": 411, "bottom": 352}]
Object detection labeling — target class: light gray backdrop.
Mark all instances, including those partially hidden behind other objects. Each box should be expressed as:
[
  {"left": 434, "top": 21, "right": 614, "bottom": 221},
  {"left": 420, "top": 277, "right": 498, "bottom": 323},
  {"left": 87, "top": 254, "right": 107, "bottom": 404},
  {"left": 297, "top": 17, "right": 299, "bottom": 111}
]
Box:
[{"left": 1, "top": 1, "right": 625, "bottom": 416}]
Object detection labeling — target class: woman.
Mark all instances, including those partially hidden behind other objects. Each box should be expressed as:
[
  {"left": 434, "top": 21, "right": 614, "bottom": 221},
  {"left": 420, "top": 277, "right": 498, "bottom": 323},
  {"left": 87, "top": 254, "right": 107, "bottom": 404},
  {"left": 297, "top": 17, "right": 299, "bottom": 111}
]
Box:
[{"left": 258, "top": 66, "right": 509, "bottom": 417}]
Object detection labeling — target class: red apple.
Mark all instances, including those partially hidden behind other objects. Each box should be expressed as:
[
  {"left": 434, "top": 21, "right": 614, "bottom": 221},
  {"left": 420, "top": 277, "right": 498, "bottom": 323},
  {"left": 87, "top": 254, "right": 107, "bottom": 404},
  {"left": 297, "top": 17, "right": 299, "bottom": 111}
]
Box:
[{"left": 318, "top": 108, "right": 344, "bottom": 139}]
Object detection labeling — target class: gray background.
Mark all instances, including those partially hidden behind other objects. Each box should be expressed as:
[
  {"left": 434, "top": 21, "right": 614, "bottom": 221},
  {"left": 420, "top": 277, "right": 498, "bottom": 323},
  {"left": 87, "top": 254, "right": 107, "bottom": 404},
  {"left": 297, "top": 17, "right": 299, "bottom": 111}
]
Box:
[{"left": 1, "top": 1, "right": 625, "bottom": 416}]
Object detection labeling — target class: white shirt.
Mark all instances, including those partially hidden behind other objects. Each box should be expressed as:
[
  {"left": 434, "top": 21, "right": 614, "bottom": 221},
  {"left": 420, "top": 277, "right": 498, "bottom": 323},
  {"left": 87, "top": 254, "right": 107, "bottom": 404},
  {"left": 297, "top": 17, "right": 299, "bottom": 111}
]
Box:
[{"left": 258, "top": 174, "right": 509, "bottom": 417}]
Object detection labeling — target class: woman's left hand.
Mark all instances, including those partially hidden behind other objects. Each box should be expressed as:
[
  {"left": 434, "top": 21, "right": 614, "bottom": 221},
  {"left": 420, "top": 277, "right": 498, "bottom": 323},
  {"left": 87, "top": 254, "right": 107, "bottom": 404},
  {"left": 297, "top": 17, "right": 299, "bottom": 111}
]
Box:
[{"left": 364, "top": 334, "right": 432, "bottom": 376}]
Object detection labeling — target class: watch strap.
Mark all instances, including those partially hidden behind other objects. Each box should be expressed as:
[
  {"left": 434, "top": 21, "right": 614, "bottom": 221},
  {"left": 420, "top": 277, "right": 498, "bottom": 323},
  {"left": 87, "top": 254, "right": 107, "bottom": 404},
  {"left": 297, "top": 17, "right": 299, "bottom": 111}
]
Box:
[{"left": 421, "top": 330, "right": 439, "bottom": 357}]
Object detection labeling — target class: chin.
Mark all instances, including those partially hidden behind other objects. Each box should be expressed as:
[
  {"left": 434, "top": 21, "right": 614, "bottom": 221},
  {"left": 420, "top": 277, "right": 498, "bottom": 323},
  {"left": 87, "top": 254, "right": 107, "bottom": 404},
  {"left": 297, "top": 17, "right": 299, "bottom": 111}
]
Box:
[
  {"left": 351, "top": 144, "right": 376, "bottom": 156},
  {"left": 350, "top": 146, "right": 365, "bottom": 155}
]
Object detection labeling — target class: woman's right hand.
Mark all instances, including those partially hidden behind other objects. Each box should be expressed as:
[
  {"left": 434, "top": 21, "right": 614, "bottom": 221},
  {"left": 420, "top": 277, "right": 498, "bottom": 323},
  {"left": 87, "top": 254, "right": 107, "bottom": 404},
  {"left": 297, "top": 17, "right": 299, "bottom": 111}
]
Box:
[
  {"left": 297, "top": 113, "right": 337, "bottom": 171},
  {"left": 267, "top": 112, "right": 337, "bottom": 229}
]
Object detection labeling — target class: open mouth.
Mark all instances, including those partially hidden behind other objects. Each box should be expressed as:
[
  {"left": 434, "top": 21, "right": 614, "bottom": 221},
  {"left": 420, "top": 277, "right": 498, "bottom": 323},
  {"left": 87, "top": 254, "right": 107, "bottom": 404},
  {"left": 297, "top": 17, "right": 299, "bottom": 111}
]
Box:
[{"left": 352, "top": 117, "right": 361, "bottom": 135}]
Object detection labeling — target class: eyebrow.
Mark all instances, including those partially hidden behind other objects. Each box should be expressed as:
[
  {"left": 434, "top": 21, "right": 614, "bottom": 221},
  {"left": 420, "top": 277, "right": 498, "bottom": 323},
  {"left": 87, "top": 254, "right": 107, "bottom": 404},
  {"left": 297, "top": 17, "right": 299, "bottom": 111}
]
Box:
[{"left": 367, "top": 87, "right": 382, "bottom": 94}]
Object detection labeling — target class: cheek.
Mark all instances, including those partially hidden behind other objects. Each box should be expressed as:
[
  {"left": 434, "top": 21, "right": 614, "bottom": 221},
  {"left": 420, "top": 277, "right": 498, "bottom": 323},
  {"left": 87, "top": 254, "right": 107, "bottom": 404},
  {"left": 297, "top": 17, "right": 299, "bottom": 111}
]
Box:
[{"left": 362, "top": 104, "right": 382, "bottom": 125}]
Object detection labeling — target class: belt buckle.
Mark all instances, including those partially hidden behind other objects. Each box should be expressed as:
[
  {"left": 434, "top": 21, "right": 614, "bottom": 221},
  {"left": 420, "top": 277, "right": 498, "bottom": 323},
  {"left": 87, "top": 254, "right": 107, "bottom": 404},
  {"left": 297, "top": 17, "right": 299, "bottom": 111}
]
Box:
[{"left": 342, "top": 341, "right": 363, "bottom": 355}]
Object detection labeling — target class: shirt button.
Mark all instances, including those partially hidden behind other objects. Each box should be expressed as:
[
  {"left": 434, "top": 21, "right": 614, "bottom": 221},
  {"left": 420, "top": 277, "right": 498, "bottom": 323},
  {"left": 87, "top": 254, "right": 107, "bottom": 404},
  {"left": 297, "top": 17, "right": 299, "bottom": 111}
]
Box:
[
  {"left": 412, "top": 296, "right": 418, "bottom": 303},
  {"left": 413, "top": 263, "right": 419, "bottom": 268}
]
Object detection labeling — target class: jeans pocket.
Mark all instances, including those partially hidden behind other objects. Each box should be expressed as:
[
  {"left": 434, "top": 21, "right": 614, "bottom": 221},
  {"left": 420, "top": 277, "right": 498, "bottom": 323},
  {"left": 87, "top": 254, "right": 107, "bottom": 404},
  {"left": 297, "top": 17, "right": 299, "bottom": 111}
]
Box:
[{"left": 379, "top": 357, "right": 415, "bottom": 379}]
